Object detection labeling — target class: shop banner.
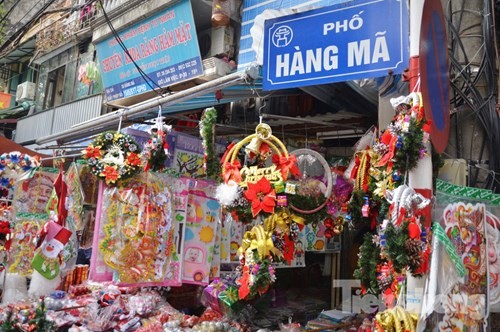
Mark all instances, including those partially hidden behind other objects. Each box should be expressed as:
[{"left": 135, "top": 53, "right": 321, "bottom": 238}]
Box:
[
  {"left": 96, "top": 0, "right": 203, "bottom": 101},
  {"left": 263, "top": 0, "right": 409, "bottom": 90}
]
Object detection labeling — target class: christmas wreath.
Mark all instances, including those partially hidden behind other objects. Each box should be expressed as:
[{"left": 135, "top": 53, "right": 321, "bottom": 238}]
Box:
[
  {"left": 81, "top": 131, "right": 142, "bottom": 185},
  {"left": 0, "top": 152, "right": 39, "bottom": 198}
]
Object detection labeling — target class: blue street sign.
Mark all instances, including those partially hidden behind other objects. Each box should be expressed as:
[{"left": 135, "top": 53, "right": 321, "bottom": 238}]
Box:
[{"left": 263, "top": 0, "right": 409, "bottom": 91}]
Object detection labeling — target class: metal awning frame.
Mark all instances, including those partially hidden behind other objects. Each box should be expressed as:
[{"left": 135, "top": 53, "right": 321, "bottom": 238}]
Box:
[{"left": 36, "top": 65, "right": 261, "bottom": 145}]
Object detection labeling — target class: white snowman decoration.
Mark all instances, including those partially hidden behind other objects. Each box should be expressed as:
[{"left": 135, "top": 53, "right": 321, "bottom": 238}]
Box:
[{"left": 29, "top": 221, "right": 72, "bottom": 297}]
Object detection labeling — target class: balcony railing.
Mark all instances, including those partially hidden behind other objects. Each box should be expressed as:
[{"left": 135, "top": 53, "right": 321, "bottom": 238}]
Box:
[
  {"left": 35, "top": 1, "right": 99, "bottom": 54},
  {"left": 15, "top": 94, "right": 104, "bottom": 144}
]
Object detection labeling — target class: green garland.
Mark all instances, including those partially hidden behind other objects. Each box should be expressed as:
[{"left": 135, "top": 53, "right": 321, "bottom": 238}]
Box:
[
  {"left": 353, "top": 233, "right": 381, "bottom": 294},
  {"left": 348, "top": 189, "right": 370, "bottom": 228},
  {"left": 383, "top": 222, "right": 410, "bottom": 273},
  {"left": 393, "top": 117, "right": 425, "bottom": 175},
  {"left": 200, "top": 107, "right": 219, "bottom": 179},
  {"left": 287, "top": 194, "right": 329, "bottom": 225}
]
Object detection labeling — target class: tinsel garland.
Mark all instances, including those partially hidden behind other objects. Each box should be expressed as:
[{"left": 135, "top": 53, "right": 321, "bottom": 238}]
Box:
[
  {"left": 200, "top": 107, "right": 219, "bottom": 179},
  {"left": 353, "top": 233, "right": 381, "bottom": 294}
]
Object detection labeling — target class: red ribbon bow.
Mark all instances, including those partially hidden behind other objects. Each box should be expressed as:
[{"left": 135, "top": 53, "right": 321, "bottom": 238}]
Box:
[
  {"left": 223, "top": 160, "right": 242, "bottom": 183},
  {"left": 272, "top": 154, "right": 301, "bottom": 179}
]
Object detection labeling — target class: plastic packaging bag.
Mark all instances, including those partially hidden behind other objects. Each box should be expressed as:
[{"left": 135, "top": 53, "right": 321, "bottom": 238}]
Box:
[
  {"left": 91, "top": 172, "right": 175, "bottom": 285},
  {"left": 417, "top": 180, "right": 489, "bottom": 331}
]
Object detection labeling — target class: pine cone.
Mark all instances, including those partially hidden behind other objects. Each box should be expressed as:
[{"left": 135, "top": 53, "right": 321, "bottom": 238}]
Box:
[
  {"left": 378, "top": 275, "right": 393, "bottom": 291},
  {"left": 405, "top": 238, "right": 424, "bottom": 271}
]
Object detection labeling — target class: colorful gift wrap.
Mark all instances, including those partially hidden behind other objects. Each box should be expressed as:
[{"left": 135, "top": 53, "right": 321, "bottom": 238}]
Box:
[
  {"left": 274, "top": 181, "right": 285, "bottom": 194},
  {"left": 218, "top": 285, "right": 242, "bottom": 316},
  {"left": 91, "top": 172, "right": 175, "bottom": 285},
  {"left": 277, "top": 195, "right": 288, "bottom": 207},
  {"left": 284, "top": 183, "right": 296, "bottom": 195},
  {"left": 201, "top": 279, "right": 228, "bottom": 313}
]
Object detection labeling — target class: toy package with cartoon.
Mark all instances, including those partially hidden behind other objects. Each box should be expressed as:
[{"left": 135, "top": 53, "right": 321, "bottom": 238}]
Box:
[
  {"left": 182, "top": 179, "right": 221, "bottom": 285},
  {"left": 417, "top": 180, "right": 489, "bottom": 332},
  {"left": 157, "top": 175, "right": 191, "bottom": 286},
  {"left": 487, "top": 194, "right": 500, "bottom": 313},
  {"left": 11, "top": 168, "right": 58, "bottom": 216}
]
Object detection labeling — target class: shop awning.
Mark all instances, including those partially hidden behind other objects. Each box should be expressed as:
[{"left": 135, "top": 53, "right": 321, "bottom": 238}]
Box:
[
  {"left": 36, "top": 66, "right": 263, "bottom": 145},
  {"left": 0, "top": 105, "right": 29, "bottom": 123},
  {"left": 0, "top": 135, "right": 49, "bottom": 159},
  {"left": 0, "top": 38, "right": 36, "bottom": 65}
]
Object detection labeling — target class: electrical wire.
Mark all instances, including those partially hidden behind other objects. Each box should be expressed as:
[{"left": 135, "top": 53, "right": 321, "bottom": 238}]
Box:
[
  {"left": 445, "top": 0, "right": 500, "bottom": 191},
  {"left": 97, "top": 0, "right": 168, "bottom": 97},
  {"left": 0, "top": 0, "right": 57, "bottom": 53},
  {"left": 0, "top": 0, "right": 21, "bottom": 30}
]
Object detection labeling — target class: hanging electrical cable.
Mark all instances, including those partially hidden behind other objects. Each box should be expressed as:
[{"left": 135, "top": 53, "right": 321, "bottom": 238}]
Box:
[
  {"left": 97, "top": 0, "right": 169, "bottom": 97},
  {"left": 0, "top": 0, "right": 21, "bottom": 29},
  {"left": 445, "top": 0, "right": 500, "bottom": 191},
  {"left": 0, "top": 0, "right": 57, "bottom": 53}
]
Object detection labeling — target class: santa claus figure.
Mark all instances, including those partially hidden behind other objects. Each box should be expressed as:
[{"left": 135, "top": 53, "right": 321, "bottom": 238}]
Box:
[{"left": 29, "top": 221, "right": 72, "bottom": 297}]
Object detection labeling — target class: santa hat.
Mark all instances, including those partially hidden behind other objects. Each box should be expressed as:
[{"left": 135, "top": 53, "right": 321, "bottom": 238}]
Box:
[{"left": 37, "top": 221, "right": 72, "bottom": 248}]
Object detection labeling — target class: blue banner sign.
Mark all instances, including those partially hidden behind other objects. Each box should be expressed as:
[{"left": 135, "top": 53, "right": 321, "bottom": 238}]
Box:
[
  {"left": 263, "top": 0, "right": 408, "bottom": 90},
  {"left": 96, "top": 0, "right": 203, "bottom": 101}
]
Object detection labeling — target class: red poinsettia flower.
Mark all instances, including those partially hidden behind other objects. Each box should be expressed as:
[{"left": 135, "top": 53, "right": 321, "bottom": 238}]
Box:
[
  {"left": 244, "top": 177, "right": 276, "bottom": 217},
  {"left": 82, "top": 145, "right": 102, "bottom": 159},
  {"left": 100, "top": 165, "right": 119, "bottom": 184},
  {"left": 272, "top": 153, "right": 301, "bottom": 179},
  {"left": 376, "top": 131, "right": 397, "bottom": 169},
  {"left": 126, "top": 152, "right": 142, "bottom": 166}
]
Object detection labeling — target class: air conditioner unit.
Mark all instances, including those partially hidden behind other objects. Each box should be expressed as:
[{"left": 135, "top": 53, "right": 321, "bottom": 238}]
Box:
[
  {"left": 197, "top": 26, "right": 234, "bottom": 59},
  {"left": 16, "top": 82, "right": 36, "bottom": 102},
  {"left": 196, "top": 57, "right": 232, "bottom": 83}
]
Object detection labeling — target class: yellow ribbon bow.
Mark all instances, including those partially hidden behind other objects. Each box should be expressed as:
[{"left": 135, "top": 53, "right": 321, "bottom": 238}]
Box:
[
  {"left": 239, "top": 224, "right": 281, "bottom": 260},
  {"left": 265, "top": 208, "right": 305, "bottom": 234}
]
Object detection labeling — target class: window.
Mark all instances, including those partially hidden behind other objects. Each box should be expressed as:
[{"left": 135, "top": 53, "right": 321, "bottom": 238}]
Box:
[{"left": 43, "top": 66, "right": 65, "bottom": 109}]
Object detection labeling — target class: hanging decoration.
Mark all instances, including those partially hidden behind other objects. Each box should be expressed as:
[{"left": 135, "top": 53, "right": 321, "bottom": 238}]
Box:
[
  {"left": 287, "top": 149, "right": 333, "bottom": 218},
  {"left": 29, "top": 220, "right": 72, "bottom": 297},
  {"left": 81, "top": 131, "right": 142, "bottom": 185},
  {"left": 142, "top": 115, "right": 171, "bottom": 172},
  {"left": 218, "top": 123, "right": 299, "bottom": 222},
  {"left": 200, "top": 107, "right": 219, "bottom": 178},
  {"left": 0, "top": 152, "right": 39, "bottom": 200},
  {"left": 98, "top": 172, "right": 175, "bottom": 285},
  {"left": 374, "top": 305, "right": 418, "bottom": 332}
]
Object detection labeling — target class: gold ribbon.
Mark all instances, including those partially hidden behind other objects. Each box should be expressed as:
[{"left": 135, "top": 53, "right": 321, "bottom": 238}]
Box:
[
  {"left": 239, "top": 224, "right": 281, "bottom": 259},
  {"left": 265, "top": 208, "right": 305, "bottom": 234}
]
